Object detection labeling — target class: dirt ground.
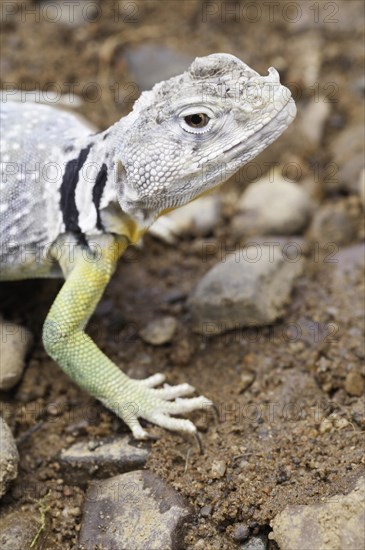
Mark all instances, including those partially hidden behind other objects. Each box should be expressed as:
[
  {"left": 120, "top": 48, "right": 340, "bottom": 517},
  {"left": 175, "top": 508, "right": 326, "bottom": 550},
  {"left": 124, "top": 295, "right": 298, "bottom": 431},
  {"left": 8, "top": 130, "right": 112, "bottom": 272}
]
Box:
[{"left": 0, "top": 1, "right": 364, "bottom": 549}]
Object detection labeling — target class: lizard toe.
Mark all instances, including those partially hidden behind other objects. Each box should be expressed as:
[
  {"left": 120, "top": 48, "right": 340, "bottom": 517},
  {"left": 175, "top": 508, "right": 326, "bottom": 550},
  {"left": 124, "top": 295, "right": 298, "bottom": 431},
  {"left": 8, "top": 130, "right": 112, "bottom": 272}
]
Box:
[
  {"left": 139, "top": 373, "right": 166, "bottom": 388},
  {"left": 163, "top": 395, "right": 213, "bottom": 415},
  {"left": 154, "top": 382, "right": 195, "bottom": 400},
  {"left": 127, "top": 417, "right": 150, "bottom": 440}
]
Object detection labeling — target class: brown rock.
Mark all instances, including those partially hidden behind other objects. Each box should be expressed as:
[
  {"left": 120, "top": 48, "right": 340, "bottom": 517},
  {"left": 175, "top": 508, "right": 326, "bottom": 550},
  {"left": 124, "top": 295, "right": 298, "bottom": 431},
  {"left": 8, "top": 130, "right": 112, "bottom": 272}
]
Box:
[
  {"left": 344, "top": 371, "right": 365, "bottom": 397},
  {"left": 270, "top": 477, "right": 365, "bottom": 550},
  {"left": 308, "top": 200, "right": 361, "bottom": 247}
]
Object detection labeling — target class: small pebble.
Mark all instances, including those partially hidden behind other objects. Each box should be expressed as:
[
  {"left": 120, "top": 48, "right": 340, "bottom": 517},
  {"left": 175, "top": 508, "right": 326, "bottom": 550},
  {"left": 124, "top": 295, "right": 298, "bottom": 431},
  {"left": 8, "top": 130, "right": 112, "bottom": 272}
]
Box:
[
  {"left": 170, "top": 339, "right": 193, "bottom": 366},
  {"left": 193, "top": 540, "right": 206, "bottom": 550},
  {"left": 344, "top": 371, "right": 365, "bottom": 397},
  {"left": 211, "top": 460, "right": 227, "bottom": 479},
  {"left": 308, "top": 200, "right": 361, "bottom": 247},
  {"left": 239, "top": 372, "right": 255, "bottom": 393},
  {"left": 232, "top": 523, "right": 250, "bottom": 542},
  {"left": 335, "top": 418, "right": 349, "bottom": 430},
  {"left": 200, "top": 505, "right": 213, "bottom": 517},
  {"left": 319, "top": 418, "right": 333, "bottom": 434},
  {"left": 241, "top": 535, "right": 267, "bottom": 550},
  {"left": 139, "top": 316, "right": 178, "bottom": 345}
]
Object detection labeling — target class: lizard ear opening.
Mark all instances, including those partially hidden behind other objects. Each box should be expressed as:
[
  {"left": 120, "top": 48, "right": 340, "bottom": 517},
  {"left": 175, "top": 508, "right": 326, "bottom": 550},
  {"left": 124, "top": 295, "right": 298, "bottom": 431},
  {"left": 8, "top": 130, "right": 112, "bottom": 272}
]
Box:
[
  {"left": 116, "top": 160, "right": 126, "bottom": 181},
  {"left": 116, "top": 160, "right": 127, "bottom": 202}
]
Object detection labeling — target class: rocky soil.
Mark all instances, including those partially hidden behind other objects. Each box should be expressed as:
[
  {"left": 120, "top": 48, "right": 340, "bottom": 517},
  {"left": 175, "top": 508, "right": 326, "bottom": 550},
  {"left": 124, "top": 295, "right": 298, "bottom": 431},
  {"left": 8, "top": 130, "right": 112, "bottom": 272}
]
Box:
[{"left": 0, "top": 1, "right": 364, "bottom": 549}]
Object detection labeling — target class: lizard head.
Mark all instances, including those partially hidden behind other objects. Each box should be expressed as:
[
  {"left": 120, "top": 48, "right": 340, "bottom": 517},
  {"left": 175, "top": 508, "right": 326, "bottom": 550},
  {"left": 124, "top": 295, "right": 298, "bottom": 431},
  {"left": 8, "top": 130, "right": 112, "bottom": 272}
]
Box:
[{"left": 115, "top": 53, "right": 296, "bottom": 227}]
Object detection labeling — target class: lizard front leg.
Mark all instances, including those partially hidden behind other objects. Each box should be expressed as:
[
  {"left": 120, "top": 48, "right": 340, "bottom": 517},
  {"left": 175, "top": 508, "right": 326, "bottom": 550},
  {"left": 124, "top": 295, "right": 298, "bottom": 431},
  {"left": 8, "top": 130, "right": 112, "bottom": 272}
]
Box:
[{"left": 42, "top": 236, "right": 212, "bottom": 440}]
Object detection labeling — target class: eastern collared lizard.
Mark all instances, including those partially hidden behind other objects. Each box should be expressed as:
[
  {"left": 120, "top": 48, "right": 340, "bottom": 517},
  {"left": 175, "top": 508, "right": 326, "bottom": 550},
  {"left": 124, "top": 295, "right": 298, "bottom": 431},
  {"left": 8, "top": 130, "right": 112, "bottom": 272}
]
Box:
[{"left": 0, "top": 54, "right": 296, "bottom": 440}]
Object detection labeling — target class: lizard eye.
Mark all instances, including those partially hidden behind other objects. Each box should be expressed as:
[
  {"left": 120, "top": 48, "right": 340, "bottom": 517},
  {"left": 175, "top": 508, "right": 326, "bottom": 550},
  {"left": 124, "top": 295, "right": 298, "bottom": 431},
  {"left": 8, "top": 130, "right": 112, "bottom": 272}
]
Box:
[{"left": 184, "top": 113, "right": 210, "bottom": 128}]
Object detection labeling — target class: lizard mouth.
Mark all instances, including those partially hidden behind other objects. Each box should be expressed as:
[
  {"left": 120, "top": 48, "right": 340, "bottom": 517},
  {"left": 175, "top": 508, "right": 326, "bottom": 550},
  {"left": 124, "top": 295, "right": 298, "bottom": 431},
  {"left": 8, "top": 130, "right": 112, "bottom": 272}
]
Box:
[{"left": 223, "top": 97, "right": 296, "bottom": 160}]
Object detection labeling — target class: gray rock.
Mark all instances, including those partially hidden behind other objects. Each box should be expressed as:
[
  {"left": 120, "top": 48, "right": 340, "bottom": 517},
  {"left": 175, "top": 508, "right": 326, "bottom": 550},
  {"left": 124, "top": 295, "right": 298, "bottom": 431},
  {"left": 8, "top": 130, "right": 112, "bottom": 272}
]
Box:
[
  {"left": 359, "top": 167, "right": 365, "bottom": 210},
  {"left": 330, "top": 125, "right": 365, "bottom": 193},
  {"left": 232, "top": 172, "right": 312, "bottom": 236},
  {"left": 352, "top": 75, "right": 365, "bottom": 96},
  {"left": 338, "top": 152, "right": 365, "bottom": 195},
  {"left": 189, "top": 246, "right": 303, "bottom": 335},
  {"left": 308, "top": 200, "right": 361, "bottom": 247},
  {"left": 165, "top": 194, "right": 221, "bottom": 237},
  {"left": 298, "top": 99, "right": 330, "bottom": 146},
  {"left": 79, "top": 470, "right": 193, "bottom": 550},
  {"left": 351, "top": 397, "right": 365, "bottom": 429},
  {"left": 59, "top": 436, "right": 149, "bottom": 486},
  {"left": 0, "top": 321, "right": 32, "bottom": 390},
  {"left": 150, "top": 194, "right": 220, "bottom": 244},
  {"left": 139, "top": 316, "right": 178, "bottom": 345},
  {"left": 200, "top": 505, "right": 212, "bottom": 518},
  {"left": 124, "top": 45, "right": 194, "bottom": 90},
  {"left": 334, "top": 243, "right": 365, "bottom": 278},
  {"left": 0, "top": 417, "right": 19, "bottom": 498},
  {"left": 0, "top": 510, "right": 38, "bottom": 550},
  {"left": 231, "top": 523, "right": 250, "bottom": 542},
  {"left": 270, "top": 476, "right": 365, "bottom": 550},
  {"left": 240, "top": 535, "right": 267, "bottom": 550}
]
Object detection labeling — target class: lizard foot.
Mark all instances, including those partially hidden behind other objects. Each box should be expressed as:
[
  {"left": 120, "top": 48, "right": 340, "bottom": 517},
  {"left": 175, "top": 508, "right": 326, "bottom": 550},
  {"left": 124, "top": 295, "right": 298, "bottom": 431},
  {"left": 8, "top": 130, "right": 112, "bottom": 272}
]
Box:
[{"left": 104, "top": 373, "right": 213, "bottom": 441}]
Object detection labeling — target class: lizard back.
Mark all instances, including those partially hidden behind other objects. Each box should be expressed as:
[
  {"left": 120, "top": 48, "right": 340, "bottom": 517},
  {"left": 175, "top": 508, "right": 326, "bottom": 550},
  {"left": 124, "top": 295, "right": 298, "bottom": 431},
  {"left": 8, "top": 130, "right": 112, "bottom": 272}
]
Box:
[{"left": 0, "top": 101, "right": 91, "bottom": 279}]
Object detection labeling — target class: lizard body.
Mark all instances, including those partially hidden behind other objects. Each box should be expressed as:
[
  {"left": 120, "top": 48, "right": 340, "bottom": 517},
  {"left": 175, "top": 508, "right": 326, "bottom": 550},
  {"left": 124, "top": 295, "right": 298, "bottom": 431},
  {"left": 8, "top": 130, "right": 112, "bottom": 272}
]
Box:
[{"left": 0, "top": 54, "right": 296, "bottom": 440}]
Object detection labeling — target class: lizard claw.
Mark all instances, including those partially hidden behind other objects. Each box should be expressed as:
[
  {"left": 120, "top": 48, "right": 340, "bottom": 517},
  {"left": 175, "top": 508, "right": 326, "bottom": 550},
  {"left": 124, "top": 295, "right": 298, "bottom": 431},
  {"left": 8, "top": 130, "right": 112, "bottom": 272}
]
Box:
[{"left": 129, "top": 421, "right": 150, "bottom": 440}]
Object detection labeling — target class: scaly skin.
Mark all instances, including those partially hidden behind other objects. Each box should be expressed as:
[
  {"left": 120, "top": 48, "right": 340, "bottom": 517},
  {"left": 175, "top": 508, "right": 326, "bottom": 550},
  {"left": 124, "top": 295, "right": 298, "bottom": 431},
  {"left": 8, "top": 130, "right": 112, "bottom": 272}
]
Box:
[
  {"left": 0, "top": 54, "right": 296, "bottom": 440},
  {"left": 42, "top": 235, "right": 211, "bottom": 439}
]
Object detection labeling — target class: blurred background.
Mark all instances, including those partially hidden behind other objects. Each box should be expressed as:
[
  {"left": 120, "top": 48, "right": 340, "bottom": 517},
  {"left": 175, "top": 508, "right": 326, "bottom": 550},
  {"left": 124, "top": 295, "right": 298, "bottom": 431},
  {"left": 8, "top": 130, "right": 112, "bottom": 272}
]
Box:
[
  {"left": 2, "top": 0, "right": 364, "bottom": 195},
  {"left": 1, "top": 1, "right": 364, "bottom": 549}
]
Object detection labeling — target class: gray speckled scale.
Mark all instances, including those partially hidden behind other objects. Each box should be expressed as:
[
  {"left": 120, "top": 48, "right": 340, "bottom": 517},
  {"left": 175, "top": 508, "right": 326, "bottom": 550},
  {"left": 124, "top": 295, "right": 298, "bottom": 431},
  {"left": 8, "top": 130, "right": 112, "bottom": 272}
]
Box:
[{"left": 0, "top": 102, "right": 90, "bottom": 278}]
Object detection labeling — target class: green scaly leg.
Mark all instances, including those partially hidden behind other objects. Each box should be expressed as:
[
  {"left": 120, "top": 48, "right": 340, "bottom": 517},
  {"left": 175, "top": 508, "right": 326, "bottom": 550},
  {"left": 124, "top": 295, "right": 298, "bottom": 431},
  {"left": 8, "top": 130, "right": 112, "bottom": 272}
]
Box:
[{"left": 42, "top": 237, "right": 212, "bottom": 439}]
